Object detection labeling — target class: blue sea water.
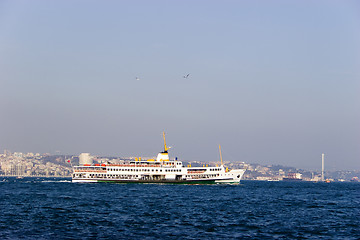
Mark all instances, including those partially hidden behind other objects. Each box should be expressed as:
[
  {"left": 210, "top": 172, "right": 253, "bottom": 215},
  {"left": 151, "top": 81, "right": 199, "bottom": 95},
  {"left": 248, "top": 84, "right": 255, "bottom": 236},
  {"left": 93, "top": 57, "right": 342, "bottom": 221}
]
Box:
[{"left": 0, "top": 178, "right": 359, "bottom": 239}]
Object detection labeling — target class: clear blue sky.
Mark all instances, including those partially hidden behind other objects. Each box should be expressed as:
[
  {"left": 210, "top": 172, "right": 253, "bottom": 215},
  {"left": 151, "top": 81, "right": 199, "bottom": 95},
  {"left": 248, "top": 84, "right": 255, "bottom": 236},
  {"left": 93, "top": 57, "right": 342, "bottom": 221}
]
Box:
[{"left": 1, "top": 0, "right": 359, "bottom": 171}]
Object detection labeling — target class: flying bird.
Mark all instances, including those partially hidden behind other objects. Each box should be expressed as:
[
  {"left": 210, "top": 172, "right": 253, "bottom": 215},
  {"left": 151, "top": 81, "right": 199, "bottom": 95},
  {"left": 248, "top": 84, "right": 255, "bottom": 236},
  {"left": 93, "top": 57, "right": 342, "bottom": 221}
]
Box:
[
  {"left": 183, "top": 74, "right": 190, "bottom": 79},
  {"left": 135, "top": 77, "right": 140, "bottom": 81}
]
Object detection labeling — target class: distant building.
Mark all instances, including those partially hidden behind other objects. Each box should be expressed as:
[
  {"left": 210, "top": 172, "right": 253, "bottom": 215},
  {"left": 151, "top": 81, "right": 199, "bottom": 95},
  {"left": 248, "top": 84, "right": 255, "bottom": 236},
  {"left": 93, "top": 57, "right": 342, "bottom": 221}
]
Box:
[
  {"left": 283, "top": 173, "right": 302, "bottom": 181},
  {"left": 79, "top": 153, "right": 93, "bottom": 165},
  {"left": 26, "top": 152, "right": 34, "bottom": 157},
  {"left": 13, "top": 152, "right": 23, "bottom": 158},
  {"left": 351, "top": 177, "right": 359, "bottom": 182}
]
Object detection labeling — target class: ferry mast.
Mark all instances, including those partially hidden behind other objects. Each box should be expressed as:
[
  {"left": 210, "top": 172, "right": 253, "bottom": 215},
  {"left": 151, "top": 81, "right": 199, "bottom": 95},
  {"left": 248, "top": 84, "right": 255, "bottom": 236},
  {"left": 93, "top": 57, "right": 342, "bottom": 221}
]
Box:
[
  {"left": 219, "top": 145, "right": 223, "bottom": 166},
  {"left": 163, "top": 131, "right": 169, "bottom": 152}
]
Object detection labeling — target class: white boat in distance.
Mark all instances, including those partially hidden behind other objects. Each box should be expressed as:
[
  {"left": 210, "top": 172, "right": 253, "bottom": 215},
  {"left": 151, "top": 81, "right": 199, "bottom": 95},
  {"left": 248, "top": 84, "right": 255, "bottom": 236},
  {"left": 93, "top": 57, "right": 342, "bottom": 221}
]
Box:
[{"left": 72, "top": 133, "right": 245, "bottom": 184}]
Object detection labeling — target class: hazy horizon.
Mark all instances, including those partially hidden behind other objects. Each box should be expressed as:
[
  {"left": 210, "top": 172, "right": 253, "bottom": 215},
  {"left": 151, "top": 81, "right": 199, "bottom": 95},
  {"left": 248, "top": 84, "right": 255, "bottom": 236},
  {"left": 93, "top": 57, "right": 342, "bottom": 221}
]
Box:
[{"left": 1, "top": 1, "right": 359, "bottom": 171}]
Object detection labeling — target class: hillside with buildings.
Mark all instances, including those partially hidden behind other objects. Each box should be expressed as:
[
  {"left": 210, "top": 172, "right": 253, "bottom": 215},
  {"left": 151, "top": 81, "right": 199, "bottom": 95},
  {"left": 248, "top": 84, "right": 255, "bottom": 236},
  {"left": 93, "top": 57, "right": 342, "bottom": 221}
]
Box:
[{"left": 1, "top": 150, "right": 359, "bottom": 182}]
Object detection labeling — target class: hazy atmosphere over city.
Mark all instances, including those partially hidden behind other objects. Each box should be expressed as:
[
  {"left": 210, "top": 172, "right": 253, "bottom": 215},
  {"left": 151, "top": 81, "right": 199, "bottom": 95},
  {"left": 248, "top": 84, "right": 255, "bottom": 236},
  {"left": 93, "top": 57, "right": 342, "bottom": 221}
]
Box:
[{"left": 1, "top": 0, "right": 359, "bottom": 171}]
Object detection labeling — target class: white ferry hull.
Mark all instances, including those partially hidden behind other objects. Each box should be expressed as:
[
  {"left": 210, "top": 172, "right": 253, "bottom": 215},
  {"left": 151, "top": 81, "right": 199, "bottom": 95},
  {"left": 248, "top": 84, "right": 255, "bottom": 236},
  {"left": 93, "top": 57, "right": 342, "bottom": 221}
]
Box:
[
  {"left": 72, "top": 168, "right": 245, "bottom": 184},
  {"left": 72, "top": 177, "right": 242, "bottom": 184}
]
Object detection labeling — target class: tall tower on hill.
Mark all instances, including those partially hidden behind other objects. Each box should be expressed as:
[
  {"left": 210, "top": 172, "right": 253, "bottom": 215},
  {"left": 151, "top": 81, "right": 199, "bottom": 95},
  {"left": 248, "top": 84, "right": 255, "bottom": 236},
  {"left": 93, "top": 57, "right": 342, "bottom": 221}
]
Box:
[{"left": 321, "top": 153, "right": 325, "bottom": 182}]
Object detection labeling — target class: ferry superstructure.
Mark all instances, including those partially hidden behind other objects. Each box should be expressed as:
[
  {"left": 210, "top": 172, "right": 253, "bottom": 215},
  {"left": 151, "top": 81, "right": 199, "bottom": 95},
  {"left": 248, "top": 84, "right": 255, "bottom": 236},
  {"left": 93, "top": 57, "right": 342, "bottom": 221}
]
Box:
[{"left": 72, "top": 133, "right": 245, "bottom": 184}]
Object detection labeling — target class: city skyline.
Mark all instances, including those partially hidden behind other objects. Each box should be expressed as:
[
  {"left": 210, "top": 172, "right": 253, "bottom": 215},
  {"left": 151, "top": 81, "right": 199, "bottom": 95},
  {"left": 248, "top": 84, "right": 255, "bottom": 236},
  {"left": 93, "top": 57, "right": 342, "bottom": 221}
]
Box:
[
  {"left": 1, "top": 150, "right": 359, "bottom": 182},
  {"left": 0, "top": 148, "right": 354, "bottom": 173},
  {"left": 1, "top": 1, "right": 359, "bottom": 171}
]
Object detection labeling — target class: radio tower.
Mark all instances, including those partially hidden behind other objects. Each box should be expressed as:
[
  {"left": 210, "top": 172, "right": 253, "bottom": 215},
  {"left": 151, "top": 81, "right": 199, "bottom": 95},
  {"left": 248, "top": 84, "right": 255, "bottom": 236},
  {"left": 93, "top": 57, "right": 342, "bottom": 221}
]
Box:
[{"left": 321, "top": 153, "right": 325, "bottom": 182}]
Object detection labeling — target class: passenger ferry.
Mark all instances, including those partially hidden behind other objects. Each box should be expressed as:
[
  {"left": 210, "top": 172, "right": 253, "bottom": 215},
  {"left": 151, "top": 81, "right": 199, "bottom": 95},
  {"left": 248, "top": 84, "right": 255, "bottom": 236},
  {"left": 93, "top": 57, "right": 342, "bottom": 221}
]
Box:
[{"left": 72, "top": 133, "right": 245, "bottom": 184}]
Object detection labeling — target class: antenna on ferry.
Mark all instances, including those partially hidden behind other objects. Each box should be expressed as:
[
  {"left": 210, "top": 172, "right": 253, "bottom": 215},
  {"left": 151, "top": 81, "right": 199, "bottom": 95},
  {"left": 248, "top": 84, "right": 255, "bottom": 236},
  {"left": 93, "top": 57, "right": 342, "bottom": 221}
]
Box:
[
  {"left": 219, "top": 144, "right": 223, "bottom": 166},
  {"left": 163, "top": 131, "right": 169, "bottom": 152}
]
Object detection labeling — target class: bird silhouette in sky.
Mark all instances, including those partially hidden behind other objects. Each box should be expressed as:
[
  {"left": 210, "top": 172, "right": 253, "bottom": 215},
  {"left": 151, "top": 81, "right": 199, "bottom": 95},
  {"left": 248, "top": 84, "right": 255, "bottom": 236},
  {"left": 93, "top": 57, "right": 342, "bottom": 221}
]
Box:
[
  {"left": 183, "top": 74, "right": 190, "bottom": 79},
  {"left": 135, "top": 77, "right": 140, "bottom": 81}
]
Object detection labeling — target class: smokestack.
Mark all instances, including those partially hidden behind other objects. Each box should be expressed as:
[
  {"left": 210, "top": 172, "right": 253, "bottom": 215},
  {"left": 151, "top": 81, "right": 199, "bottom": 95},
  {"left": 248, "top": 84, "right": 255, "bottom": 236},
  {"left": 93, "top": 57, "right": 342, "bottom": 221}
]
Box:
[{"left": 321, "top": 153, "right": 325, "bottom": 182}]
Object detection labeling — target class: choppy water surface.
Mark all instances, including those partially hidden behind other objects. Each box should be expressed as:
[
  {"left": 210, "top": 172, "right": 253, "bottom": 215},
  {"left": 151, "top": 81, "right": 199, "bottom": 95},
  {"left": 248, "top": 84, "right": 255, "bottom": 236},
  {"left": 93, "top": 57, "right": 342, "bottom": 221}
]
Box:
[{"left": 0, "top": 178, "right": 359, "bottom": 239}]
